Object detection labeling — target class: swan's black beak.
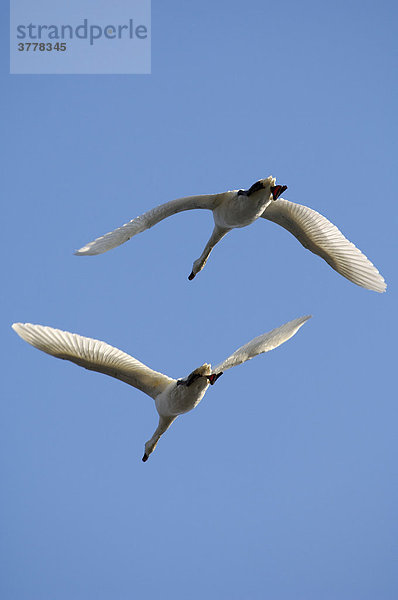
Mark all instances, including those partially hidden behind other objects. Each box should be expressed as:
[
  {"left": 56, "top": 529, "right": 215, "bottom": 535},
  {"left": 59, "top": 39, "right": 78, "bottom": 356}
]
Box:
[
  {"left": 207, "top": 372, "right": 223, "bottom": 385},
  {"left": 142, "top": 453, "right": 148, "bottom": 462},
  {"left": 188, "top": 271, "right": 195, "bottom": 280},
  {"left": 271, "top": 185, "right": 287, "bottom": 200}
]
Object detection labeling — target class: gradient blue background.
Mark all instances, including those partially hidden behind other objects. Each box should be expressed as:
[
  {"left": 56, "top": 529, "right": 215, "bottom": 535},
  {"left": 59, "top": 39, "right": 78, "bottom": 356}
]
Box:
[{"left": 2, "top": 1, "right": 397, "bottom": 598}]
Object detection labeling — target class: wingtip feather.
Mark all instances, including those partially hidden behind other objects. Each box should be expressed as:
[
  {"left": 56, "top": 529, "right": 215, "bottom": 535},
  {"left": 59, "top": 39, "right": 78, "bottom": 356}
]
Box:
[
  {"left": 12, "top": 322, "right": 38, "bottom": 346},
  {"left": 371, "top": 275, "right": 387, "bottom": 293},
  {"left": 12, "top": 322, "right": 27, "bottom": 336},
  {"left": 12, "top": 322, "right": 22, "bottom": 334},
  {"left": 74, "top": 244, "right": 100, "bottom": 256}
]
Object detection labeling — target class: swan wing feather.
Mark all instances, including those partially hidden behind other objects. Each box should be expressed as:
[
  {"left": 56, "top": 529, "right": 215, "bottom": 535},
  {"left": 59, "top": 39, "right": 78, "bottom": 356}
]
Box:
[
  {"left": 12, "top": 323, "right": 173, "bottom": 399},
  {"left": 214, "top": 315, "right": 311, "bottom": 373},
  {"left": 262, "top": 199, "right": 386, "bottom": 293},
  {"left": 75, "top": 193, "right": 224, "bottom": 255}
]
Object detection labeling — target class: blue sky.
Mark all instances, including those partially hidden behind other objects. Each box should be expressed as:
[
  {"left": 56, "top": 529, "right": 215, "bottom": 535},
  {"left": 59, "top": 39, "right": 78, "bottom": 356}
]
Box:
[{"left": 1, "top": 1, "right": 397, "bottom": 599}]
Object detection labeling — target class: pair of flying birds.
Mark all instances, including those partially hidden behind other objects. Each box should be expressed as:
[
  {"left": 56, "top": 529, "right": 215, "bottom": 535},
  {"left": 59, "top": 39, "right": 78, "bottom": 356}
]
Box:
[{"left": 13, "top": 177, "right": 386, "bottom": 461}]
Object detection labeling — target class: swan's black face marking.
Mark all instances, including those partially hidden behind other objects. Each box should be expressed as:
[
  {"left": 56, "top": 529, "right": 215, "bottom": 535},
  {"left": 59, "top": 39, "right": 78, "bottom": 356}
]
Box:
[
  {"left": 207, "top": 372, "right": 223, "bottom": 385},
  {"left": 142, "top": 453, "right": 149, "bottom": 462},
  {"left": 176, "top": 379, "right": 184, "bottom": 386},
  {"left": 271, "top": 184, "right": 287, "bottom": 200}
]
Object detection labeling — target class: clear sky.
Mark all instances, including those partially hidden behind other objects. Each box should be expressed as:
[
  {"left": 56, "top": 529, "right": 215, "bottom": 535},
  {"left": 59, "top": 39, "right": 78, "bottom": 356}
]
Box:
[{"left": 2, "top": 1, "right": 397, "bottom": 599}]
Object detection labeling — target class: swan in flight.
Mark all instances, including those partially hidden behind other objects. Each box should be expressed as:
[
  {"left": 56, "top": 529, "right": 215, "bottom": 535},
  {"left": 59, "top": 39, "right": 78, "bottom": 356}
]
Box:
[
  {"left": 12, "top": 316, "right": 310, "bottom": 462},
  {"left": 75, "top": 176, "right": 386, "bottom": 293}
]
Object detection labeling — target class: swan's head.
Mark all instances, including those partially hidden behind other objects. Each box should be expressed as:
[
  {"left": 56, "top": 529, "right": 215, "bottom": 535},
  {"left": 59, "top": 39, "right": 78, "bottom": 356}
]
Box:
[
  {"left": 143, "top": 439, "right": 156, "bottom": 462},
  {"left": 237, "top": 176, "right": 287, "bottom": 201}
]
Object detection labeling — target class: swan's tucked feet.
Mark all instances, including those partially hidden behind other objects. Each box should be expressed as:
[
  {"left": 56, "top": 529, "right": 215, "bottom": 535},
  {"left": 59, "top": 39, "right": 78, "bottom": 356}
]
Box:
[
  {"left": 176, "top": 372, "right": 217, "bottom": 386},
  {"left": 207, "top": 372, "right": 223, "bottom": 385},
  {"left": 178, "top": 365, "right": 212, "bottom": 387},
  {"left": 271, "top": 185, "right": 287, "bottom": 200}
]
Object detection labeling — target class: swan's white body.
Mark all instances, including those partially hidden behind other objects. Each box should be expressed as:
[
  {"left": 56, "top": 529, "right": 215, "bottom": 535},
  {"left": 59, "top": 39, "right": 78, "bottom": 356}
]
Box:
[
  {"left": 12, "top": 316, "right": 310, "bottom": 461},
  {"left": 75, "top": 176, "right": 386, "bottom": 293}
]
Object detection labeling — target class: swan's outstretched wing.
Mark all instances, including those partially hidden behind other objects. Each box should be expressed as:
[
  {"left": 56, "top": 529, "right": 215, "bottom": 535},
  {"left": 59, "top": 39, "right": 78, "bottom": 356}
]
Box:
[
  {"left": 12, "top": 323, "right": 173, "bottom": 399},
  {"left": 213, "top": 315, "right": 311, "bottom": 373},
  {"left": 75, "top": 193, "right": 225, "bottom": 256},
  {"left": 262, "top": 199, "right": 386, "bottom": 293}
]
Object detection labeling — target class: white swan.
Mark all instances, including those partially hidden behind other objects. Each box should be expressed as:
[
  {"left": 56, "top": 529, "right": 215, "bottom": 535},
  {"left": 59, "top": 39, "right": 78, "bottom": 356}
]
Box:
[
  {"left": 12, "top": 316, "right": 310, "bottom": 461},
  {"left": 75, "top": 176, "right": 386, "bottom": 293}
]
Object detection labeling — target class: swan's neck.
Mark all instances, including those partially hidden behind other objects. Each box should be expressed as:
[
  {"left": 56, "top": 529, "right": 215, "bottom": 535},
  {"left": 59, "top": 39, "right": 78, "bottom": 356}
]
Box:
[{"left": 143, "top": 415, "right": 175, "bottom": 461}]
